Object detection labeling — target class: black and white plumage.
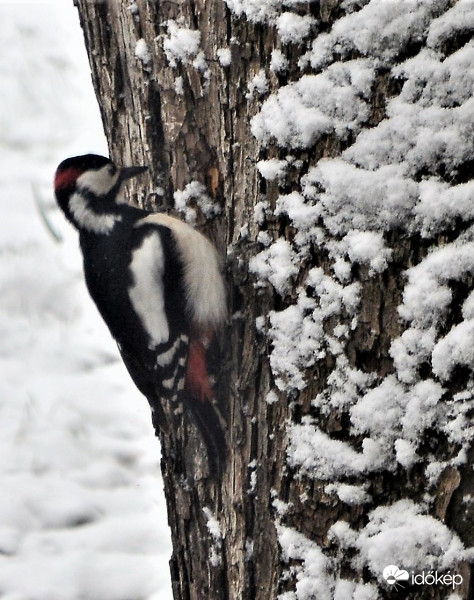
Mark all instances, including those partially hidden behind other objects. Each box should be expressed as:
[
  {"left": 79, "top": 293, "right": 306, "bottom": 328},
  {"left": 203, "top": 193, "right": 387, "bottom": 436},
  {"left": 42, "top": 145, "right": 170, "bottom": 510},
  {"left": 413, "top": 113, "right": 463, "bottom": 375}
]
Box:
[{"left": 54, "top": 154, "right": 227, "bottom": 467}]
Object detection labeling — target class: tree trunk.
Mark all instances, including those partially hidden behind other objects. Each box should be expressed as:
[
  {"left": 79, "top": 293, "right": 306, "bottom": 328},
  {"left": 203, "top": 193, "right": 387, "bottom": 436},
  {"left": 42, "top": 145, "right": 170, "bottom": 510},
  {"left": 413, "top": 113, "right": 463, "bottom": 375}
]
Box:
[{"left": 74, "top": 1, "right": 474, "bottom": 599}]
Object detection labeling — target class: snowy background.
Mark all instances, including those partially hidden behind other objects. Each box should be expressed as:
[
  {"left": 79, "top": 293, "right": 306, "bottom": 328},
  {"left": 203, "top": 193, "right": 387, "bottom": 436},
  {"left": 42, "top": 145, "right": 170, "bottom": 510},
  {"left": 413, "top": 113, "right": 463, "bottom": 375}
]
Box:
[{"left": 0, "top": 2, "right": 172, "bottom": 598}]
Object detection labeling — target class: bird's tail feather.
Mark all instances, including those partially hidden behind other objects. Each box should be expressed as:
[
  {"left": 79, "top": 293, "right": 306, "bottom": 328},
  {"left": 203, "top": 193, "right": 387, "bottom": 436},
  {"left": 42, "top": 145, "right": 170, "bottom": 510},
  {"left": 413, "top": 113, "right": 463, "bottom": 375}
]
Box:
[{"left": 187, "top": 395, "right": 227, "bottom": 478}]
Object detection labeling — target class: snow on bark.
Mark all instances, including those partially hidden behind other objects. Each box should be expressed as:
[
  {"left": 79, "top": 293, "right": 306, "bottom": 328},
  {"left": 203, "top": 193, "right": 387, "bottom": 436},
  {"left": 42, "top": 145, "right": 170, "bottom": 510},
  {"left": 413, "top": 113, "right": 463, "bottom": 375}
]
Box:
[{"left": 226, "top": 0, "right": 474, "bottom": 596}]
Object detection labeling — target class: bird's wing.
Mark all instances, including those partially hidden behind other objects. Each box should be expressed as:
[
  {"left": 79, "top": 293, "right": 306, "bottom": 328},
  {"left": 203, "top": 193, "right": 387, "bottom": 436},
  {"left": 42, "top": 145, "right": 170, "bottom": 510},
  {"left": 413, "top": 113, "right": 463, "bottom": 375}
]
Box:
[
  {"left": 126, "top": 225, "right": 189, "bottom": 400},
  {"left": 128, "top": 228, "right": 170, "bottom": 347}
]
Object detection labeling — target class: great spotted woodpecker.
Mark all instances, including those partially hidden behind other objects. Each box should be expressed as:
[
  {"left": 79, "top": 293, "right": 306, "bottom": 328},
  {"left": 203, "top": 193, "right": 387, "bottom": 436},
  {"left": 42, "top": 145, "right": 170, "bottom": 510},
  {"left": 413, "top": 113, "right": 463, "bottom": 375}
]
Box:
[{"left": 54, "top": 154, "right": 227, "bottom": 468}]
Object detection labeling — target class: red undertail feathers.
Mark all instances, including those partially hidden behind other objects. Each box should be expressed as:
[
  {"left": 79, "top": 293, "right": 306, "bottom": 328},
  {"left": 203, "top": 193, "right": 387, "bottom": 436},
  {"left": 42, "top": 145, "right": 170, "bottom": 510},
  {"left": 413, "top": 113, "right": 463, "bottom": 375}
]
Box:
[{"left": 185, "top": 338, "right": 214, "bottom": 402}]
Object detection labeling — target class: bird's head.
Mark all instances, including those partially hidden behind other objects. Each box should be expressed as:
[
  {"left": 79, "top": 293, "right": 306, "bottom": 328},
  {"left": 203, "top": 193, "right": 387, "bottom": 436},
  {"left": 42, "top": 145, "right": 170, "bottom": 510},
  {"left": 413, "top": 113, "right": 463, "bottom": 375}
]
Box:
[{"left": 54, "top": 154, "right": 148, "bottom": 233}]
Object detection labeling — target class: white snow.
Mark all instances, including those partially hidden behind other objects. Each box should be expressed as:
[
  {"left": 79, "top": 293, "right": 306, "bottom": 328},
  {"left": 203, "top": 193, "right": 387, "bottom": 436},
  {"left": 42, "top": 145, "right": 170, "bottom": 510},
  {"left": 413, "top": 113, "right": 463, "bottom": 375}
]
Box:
[
  {"left": 216, "top": 47, "right": 232, "bottom": 66},
  {"left": 193, "top": 50, "right": 210, "bottom": 75},
  {"left": 251, "top": 61, "right": 374, "bottom": 148},
  {"left": 270, "top": 49, "right": 289, "bottom": 73},
  {"left": 427, "top": 0, "right": 474, "bottom": 49},
  {"left": 303, "top": 160, "right": 418, "bottom": 235},
  {"left": 257, "top": 158, "right": 288, "bottom": 182},
  {"left": 287, "top": 420, "right": 386, "bottom": 479},
  {"left": 331, "top": 499, "right": 469, "bottom": 577},
  {"left": 161, "top": 16, "right": 210, "bottom": 93},
  {"left": 265, "top": 390, "right": 279, "bottom": 404},
  {"left": 247, "top": 0, "right": 474, "bottom": 466},
  {"left": 325, "top": 483, "right": 372, "bottom": 506},
  {"left": 432, "top": 320, "right": 474, "bottom": 381},
  {"left": 257, "top": 229, "right": 274, "bottom": 245},
  {"left": 304, "top": 0, "right": 449, "bottom": 69},
  {"left": 242, "top": 2, "right": 474, "bottom": 592},
  {"left": 249, "top": 238, "right": 298, "bottom": 296},
  {"left": 416, "top": 178, "right": 474, "bottom": 238},
  {"left": 202, "top": 507, "right": 223, "bottom": 567},
  {"left": 247, "top": 69, "right": 269, "bottom": 98},
  {"left": 128, "top": 2, "right": 139, "bottom": 15},
  {"left": 0, "top": 3, "right": 171, "bottom": 599},
  {"left": 261, "top": 270, "right": 359, "bottom": 393},
  {"left": 174, "top": 75, "right": 185, "bottom": 95},
  {"left": 173, "top": 180, "right": 221, "bottom": 225},
  {"left": 340, "top": 230, "right": 392, "bottom": 274},
  {"left": 162, "top": 20, "right": 201, "bottom": 67},
  {"left": 253, "top": 200, "right": 270, "bottom": 225},
  {"left": 276, "top": 12, "right": 315, "bottom": 45},
  {"left": 202, "top": 507, "right": 222, "bottom": 541},
  {"left": 275, "top": 191, "right": 320, "bottom": 235},
  {"left": 135, "top": 38, "right": 152, "bottom": 66},
  {"left": 313, "top": 355, "right": 374, "bottom": 412},
  {"left": 267, "top": 294, "right": 324, "bottom": 391},
  {"left": 224, "top": 0, "right": 280, "bottom": 24},
  {"left": 278, "top": 525, "right": 380, "bottom": 600},
  {"left": 278, "top": 526, "right": 334, "bottom": 600}
]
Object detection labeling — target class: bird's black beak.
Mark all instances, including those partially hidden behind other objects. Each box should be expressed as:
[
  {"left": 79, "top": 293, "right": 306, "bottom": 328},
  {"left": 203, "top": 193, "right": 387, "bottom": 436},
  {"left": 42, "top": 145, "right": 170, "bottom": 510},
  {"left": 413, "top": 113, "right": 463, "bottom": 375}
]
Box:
[{"left": 119, "top": 165, "right": 149, "bottom": 181}]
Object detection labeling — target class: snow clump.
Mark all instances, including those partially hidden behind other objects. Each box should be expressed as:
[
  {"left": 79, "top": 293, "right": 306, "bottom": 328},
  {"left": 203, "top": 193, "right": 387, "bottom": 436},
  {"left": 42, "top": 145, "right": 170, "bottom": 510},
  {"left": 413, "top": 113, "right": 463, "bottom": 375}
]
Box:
[
  {"left": 252, "top": 61, "right": 375, "bottom": 148},
  {"left": 216, "top": 47, "right": 232, "bottom": 66},
  {"left": 278, "top": 525, "right": 379, "bottom": 600},
  {"left": 135, "top": 38, "right": 151, "bottom": 66},
  {"left": 276, "top": 12, "right": 315, "bottom": 44},
  {"left": 174, "top": 180, "right": 220, "bottom": 225},
  {"left": 257, "top": 158, "right": 288, "bottom": 182},
  {"left": 162, "top": 20, "right": 201, "bottom": 67},
  {"left": 330, "top": 500, "right": 468, "bottom": 578}
]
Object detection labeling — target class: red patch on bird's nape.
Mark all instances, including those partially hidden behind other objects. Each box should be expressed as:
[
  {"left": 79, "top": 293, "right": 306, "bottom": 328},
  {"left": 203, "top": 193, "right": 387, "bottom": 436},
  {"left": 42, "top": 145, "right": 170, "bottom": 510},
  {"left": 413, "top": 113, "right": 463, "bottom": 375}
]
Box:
[{"left": 54, "top": 167, "right": 83, "bottom": 193}]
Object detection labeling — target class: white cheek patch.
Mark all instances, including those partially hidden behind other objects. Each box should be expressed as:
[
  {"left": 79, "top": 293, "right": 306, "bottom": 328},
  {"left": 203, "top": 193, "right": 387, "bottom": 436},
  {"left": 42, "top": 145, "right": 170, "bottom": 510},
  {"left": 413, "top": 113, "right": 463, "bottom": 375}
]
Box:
[
  {"left": 129, "top": 232, "right": 169, "bottom": 348},
  {"left": 68, "top": 193, "right": 121, "bottom": 234},
  {"left": 76, "top": 165, "right": 119, "bottom": 196}
]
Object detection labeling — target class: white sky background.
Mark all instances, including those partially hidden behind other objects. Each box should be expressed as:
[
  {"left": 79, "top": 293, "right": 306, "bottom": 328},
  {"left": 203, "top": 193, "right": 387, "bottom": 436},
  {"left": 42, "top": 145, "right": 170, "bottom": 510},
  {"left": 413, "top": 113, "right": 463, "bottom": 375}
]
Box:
[{"left": 0, "top": 2, "right": 172, "bottom": 598}]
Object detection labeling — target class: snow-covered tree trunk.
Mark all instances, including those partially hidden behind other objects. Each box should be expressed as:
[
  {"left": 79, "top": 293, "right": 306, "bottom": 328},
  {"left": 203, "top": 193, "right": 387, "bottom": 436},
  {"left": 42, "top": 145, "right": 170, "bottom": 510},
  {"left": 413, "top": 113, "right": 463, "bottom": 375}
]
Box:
[{"left": 74, "top": 1, "right": 474, "bottom": 598}]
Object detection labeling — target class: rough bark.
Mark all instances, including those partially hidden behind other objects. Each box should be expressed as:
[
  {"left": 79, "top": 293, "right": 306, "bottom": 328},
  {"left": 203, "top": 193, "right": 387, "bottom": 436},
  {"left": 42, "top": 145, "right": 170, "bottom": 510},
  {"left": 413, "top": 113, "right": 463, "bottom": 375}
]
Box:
[
  {"left": 73, "top": 1, "right": 474, "bottom": 599},
  {"left": 74, "top": 2, "right": 283, "bottom": 598}
]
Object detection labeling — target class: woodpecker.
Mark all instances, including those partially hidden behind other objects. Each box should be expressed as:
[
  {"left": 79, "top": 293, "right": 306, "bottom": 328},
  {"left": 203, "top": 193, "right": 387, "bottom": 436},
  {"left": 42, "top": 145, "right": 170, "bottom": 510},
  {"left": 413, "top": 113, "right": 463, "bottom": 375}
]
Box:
[{"left": 54, "top": 154, "right": 227, "bottom": 469}]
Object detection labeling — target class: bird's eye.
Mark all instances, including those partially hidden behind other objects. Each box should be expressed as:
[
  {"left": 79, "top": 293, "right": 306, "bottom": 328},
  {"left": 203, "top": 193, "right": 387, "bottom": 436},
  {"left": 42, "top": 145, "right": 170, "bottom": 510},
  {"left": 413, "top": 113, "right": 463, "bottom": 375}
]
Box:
[{"left": 108, "top": 164, "right": 117, "bottom": 176}]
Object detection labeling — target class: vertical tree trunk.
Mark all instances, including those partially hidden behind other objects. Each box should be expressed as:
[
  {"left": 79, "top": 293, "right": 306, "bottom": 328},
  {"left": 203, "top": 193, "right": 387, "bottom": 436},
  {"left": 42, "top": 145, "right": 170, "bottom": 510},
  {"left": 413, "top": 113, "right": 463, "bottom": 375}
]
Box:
[{"left": 74, "top": 1, "right": 474, "bottom": 599}]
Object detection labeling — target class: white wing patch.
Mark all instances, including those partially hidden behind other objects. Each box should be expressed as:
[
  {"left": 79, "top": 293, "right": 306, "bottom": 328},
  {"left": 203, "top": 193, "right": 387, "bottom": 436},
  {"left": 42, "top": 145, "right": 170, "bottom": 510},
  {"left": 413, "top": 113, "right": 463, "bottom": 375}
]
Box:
[
  {"left": 129, "top": 232, "right": 169, "bottom": 348},
  {"left": 135, "top": 213, "right": 227, "bottom": 331}
]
